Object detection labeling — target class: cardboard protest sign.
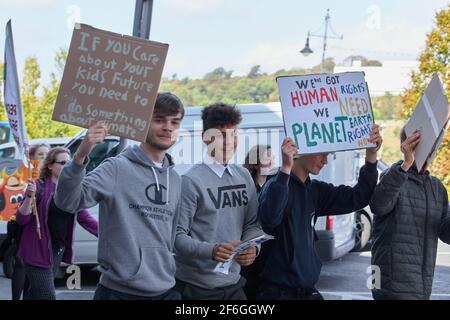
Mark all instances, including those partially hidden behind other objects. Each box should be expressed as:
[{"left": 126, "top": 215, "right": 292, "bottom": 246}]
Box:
[
  {"left": 0, "top": 159, "right": 38, "bottom": 222},
  {"left": 277, "top": 72, "right": 376, "bottom": 154},
  {"left": 404, "top": 73, "right": 449, "bottom": 173},
  {"left": 53, "top": 24, "right": 168, "bottom": 141}
]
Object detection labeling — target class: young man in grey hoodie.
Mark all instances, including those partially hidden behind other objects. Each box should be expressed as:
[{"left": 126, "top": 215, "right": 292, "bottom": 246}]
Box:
[
  {"left": 54, "top": 92, "right": 184, "bottom": 300},
  {"left": 174, "top": 103, "right": 263, "bottom": 300}
]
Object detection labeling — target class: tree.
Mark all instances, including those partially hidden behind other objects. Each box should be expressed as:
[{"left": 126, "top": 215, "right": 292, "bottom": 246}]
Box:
[
  {"left": 247, "top": 65, "right": 262, "bottom": 78},
  {"left": 310, "top": 57, "right": 335, "bottom": 73},
  {"left": 342, "top": 55, "right": 382, "bottom": 67},
  {"left": 372, "top": 92, "right": 403, "bottom": 120},
  {"left": 400, "top": 5, "right": 450, "bottom": 192},
  {"left": 5, "top": 50, "right": 80, "bottom": 140},
  {"left": 203, "top": 67, "right": 233, "bottom": 81}
]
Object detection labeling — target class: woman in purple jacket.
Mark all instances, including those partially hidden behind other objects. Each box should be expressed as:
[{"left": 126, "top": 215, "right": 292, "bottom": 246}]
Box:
[{"left": 16, "top": 147, "right": 98, "bottom": 300}]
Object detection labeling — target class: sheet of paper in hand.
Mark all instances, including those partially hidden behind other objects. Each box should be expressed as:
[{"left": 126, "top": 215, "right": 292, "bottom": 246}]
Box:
[
  {"left": 52, "top": 24, "right": 168, "bottom": 142},
  {"left": 214, "top": 234, "right": 274, "bottom": 275},
  {"left": 404, "top": 73, "right": 449, "bottom": 173},
  {"left": 277, "top": 72, "right": 376, "bottom": 154}
]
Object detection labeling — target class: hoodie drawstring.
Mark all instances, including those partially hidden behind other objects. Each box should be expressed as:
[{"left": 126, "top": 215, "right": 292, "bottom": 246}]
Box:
[
  {"left": 151, "top": 167, "right": 160, "bottom": 192},
  {"left": 166, "top": 169, "right": 170, "bottom": 204},
  {"left": 151, "top": 165, "right": 171, "bottom": 204}
]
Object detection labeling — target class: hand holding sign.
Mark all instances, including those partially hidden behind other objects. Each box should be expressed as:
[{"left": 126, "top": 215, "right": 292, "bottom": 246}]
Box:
[
  {"left": 281, "top": 137, "right": 298, "bottom": 174},
  {"left": 400, "top": 129, "right": 421, "bottom": 172},
  {"left": 74, "top": 124, "right": 108, "bottom": 165},
  {"left": 365, "top": 124, "right": 383, "bottom": 163}
]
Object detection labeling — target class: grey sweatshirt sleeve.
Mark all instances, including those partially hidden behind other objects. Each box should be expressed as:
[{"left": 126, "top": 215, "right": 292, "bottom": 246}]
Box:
[
  {"left": 175, "top": 175, "right": 216, "bottom": 260},
  {"left": 241, "top": 174, "right": 262, "bottom": 241},
  {"left": 54, "top": 158, "right": 117, "bottom": 213},
  {"left": 369, "top": 163, "right": 408, "bottom": 217}
]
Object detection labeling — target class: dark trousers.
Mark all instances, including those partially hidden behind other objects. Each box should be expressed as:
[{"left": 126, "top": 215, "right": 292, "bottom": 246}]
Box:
[
  {"left": 241, "top": 264, "right": 259, "bottom": 300},
  {"left": 257, "top": 281, "right": 324, "bottom": 300},
  {"left": 23, "top": 263, "right": 56, "bottom": 300},
  {"left": 175, "top": 277, "right": 247, "bottom": 300},
  {"left": 11, "top": 256, "right": 29, "bottom": 300},
  {"left": 93, "top": 284, "right": 181, "bottom": 300},
  {"left": 22, "top": 247, "right": 65, "bottom": 300}
]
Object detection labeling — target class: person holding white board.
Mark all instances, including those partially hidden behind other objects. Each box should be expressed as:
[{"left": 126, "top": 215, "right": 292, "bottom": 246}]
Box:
[{"left": 257, "top": 124, "right": 382, "bottom": 300}]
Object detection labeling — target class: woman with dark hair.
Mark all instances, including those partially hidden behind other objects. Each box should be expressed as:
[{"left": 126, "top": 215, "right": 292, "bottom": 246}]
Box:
[
  {"left": 15, "top": 147, "right": 98, "bottom": 300},
  {"left": 29, "top": 143, "right": 50, "bottom": 162},
  {"left": 241, "top": 144, "right": 275, "bottom": 300},
  {"left": 243, "top": 144, "right": 275, "bottom": 194}
]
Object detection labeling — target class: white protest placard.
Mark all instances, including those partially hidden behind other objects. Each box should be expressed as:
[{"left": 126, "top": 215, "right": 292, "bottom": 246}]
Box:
[
  {"left": 404, "top": 73, "right": 449, "bottom": 173},
  {"left": 277, "top": 72, "right": 376, "bottom": 154}
]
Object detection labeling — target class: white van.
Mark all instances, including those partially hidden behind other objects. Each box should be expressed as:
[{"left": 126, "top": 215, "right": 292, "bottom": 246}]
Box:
[
  {"left": 65, "top": 102, "right": 373, "bottom": 267},
  {"left": 0, "top": 137, "right": 70, "bottom": 159}
]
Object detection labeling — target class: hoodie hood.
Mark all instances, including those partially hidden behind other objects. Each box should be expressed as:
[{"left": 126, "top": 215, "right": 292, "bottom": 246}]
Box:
[{"left": 120, "top": 145, "right": 175, "bottom": 169}]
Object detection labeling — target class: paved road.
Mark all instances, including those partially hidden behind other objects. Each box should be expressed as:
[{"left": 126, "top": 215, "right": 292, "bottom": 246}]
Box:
[
  {"left": 1, "top": 241, "right": 449, "bottom": 300},
  {"left": 316, "top": 241, "right": 450, "bottom": 300}
]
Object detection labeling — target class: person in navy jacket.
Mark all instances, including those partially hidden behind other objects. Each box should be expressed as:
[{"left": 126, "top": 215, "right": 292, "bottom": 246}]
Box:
[{"left": 257, "top": 125, "right": 382, "bottom": 300}]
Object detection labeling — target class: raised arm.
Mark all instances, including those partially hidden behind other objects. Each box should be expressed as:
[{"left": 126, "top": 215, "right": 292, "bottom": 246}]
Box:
[{"left": 54, "top": 124, "right": 115, "bottom": 213}]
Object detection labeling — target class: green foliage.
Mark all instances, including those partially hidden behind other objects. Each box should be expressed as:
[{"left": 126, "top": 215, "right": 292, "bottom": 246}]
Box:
[
  {"left": 0, "top": 49, "right": 79, "bottom": 140},
  {"left": 372, "top": 92, "right": 403, "bottom": 120},
  {"left": 400, "top": 5, "right": 450, "bottom": 192},
  {"left": 160, "top": 59, "right": 336, "bottom": 107}
]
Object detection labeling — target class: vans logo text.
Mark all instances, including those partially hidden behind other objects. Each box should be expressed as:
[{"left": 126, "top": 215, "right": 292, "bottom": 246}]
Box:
[{"left": 207, "top": 184, "right": 248, "bottom": 209}]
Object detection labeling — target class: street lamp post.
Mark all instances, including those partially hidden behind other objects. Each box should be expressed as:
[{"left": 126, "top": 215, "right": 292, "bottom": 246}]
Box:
[
  {"left": 133, "top": 0, "right": 153, "bottom": 39},
  {"left": 118, "top": 0, "right": 153, "bottom": 148},
  {"left": 300, "top": 9, "right": 343, "bottom": 73}
]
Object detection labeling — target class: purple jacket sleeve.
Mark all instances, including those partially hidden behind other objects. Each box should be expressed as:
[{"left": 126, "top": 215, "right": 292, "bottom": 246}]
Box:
[
  {"left": 15, "top": 190, "right": 34, "bottom": 226},
  {"left": 15, "top": 203, "right": 33, "bottom": 225},
  {"left": 76, "top": 209, "right": 98, "bottom": 237}
]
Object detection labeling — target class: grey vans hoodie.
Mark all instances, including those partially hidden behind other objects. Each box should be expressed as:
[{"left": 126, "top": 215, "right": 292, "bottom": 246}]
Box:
[{"left": 54, "top": 145, "right": 181, "bottom": 297}]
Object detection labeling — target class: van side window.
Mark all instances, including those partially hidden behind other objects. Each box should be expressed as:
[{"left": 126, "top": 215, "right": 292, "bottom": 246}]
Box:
[
  {"left": 0, "top": 147, "right": 15, "bottom": 159},
  {"left": 67, "top": 139, "right": 120, "bottom": 173},
  {"left": 0, "top": 127, "right": 11, "bottom": 145}
]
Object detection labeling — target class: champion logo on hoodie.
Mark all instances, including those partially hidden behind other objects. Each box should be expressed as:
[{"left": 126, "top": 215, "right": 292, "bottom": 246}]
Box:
[
  {"left": 207, "top": 184, "right": 249, "bottom": 209},
  {"left": 145, "top": 183, "right": 168, "bottom": 205}
]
